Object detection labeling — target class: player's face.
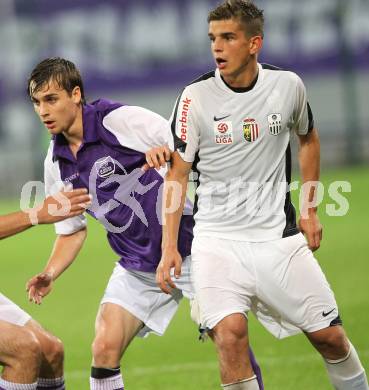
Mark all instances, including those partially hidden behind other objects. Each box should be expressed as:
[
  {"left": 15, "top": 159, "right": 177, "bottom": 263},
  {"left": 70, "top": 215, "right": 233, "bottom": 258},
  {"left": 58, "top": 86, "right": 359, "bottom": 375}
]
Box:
[
  {"left": 209, "top": 18, "right": 261, "bottom": 80},
  {"left": 30, "top": 80, "right": 82, "bottom": 135}
]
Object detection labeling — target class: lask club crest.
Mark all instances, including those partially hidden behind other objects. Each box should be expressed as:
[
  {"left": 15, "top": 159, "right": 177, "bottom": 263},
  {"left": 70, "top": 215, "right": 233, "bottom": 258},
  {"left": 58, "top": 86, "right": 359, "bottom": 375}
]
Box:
[
  {"left": 268, "top": 113, "right": 282, "bottom": 135},
  {"left": 95, "top": 156, "right": 116, "bottom": 178},
  {"left": 243, "top": 118, "right": 259, "bottom": 142}
]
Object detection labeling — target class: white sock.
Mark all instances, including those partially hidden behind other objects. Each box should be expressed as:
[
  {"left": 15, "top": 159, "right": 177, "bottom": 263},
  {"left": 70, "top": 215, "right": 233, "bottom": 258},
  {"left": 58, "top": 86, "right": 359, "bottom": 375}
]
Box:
[
  {"left": 325, "top": 342, "right": 369, "bottom": 390},
  {"left": 222, "top": 375, "right": 260, "bottom": 389},
  {"left": 0, "top": 377, "right": 37, "bottom": 390},
  {"left": 90, "top": 374, "right": 124, "bottom": 390},
  {"left": 37, "top": 376, "right": 65, "bottom": 389}
]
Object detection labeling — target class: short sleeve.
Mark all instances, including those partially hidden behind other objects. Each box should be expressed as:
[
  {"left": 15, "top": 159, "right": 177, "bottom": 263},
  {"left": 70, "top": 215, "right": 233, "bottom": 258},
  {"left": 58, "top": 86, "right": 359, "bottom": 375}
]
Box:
[
  {"left": 102, "top": 106, "right": 174, "bottom": 152},
  {"left": 169, "top": 87, "right": 200, "bottom": 163},
  {"left": 293, "top": 75, "right": 314, "bottom": 135},
  {"left": 44, "top": 143, "right": 87, "bottom": 235}
]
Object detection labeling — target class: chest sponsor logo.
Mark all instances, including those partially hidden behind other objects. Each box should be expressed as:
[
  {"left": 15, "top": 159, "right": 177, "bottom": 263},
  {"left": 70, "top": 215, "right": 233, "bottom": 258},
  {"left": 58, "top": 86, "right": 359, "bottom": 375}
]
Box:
[
  {"left": 214, "top": 121, "right": 233, "bottom": 144},
  {"left": 243, "top": 118, "right": 259, "bottom": 142},
  {"left": 94, "top": 156, "right": 116, "bottom": 178},
  {"left": 178, "top": 97, "right": 192, "bottom": 142},
  {"left": 268, "top": 113, "right": 282, "bottom": 135}
]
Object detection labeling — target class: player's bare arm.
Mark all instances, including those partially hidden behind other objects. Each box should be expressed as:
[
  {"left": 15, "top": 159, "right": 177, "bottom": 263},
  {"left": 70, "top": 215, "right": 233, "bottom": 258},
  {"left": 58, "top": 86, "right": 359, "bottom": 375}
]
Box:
[
  {"left": 0, "top": 188, "right": 91, "bottom": 240},
  {"left": 297, "top": 127, "right": 323, "bottom": 251},
  {"left": 142, "top": 143, "right": 172, "bottom": 171},
  {"left": 37, "top": 188, "right": 91, "bottom": 224},
  {"left": 26, "top": 228, "right": 87, "bottom": 304},
  {"left": 0, "top": 210, "right": 37, "bottom": 240},
  {"left": 157, "top": 151, "right": 192, "bottom": 294}
]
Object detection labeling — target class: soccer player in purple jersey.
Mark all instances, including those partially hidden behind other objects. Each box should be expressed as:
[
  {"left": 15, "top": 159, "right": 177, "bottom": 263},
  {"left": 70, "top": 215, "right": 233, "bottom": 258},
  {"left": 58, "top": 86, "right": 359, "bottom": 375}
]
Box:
[
  {"left": 25, "top": 58, "right": 263, "bottom": 390},
  {"left": 0, "top": 189, "right": 91, "bottom": 390}
]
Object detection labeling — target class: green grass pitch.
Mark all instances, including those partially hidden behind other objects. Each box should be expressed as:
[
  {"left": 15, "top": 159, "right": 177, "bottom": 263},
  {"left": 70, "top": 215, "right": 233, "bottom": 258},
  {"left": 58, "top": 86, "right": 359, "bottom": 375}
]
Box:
[{"left": 1, "top": 166, "right": 368, "bottom": 389}]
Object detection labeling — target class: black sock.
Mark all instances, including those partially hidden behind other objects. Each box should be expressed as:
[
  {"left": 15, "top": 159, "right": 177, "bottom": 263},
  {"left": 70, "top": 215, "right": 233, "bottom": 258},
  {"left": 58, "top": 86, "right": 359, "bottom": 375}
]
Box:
[{"left": 91, "top": 366, "right": 121, "bottom": 379}]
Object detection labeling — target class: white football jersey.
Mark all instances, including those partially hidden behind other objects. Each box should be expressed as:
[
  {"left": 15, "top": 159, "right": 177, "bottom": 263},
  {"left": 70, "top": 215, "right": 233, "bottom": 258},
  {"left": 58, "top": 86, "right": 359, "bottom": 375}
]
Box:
[{"left": 170, "top": 63, "right": 314, "bottom": 241}]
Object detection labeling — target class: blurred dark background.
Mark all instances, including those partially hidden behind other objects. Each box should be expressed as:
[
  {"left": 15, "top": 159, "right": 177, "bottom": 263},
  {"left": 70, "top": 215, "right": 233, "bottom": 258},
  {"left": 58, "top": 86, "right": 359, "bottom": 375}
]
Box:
[{"left": 0, "top": 0, "right": 368, "bottom": 197}]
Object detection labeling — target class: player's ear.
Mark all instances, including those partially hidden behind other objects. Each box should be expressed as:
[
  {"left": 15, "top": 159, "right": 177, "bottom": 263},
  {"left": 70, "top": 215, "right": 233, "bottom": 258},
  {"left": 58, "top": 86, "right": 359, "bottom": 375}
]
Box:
[
  {"left": 71, "top": 86, "right": 82, "bottom": 105},
  {"left": 249, "top": 35, "right": 263, "bottom": 55}
]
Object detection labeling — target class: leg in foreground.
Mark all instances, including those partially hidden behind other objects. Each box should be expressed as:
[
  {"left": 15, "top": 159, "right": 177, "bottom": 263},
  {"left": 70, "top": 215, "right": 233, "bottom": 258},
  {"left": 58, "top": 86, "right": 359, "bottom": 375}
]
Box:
[
  {"left": 307, "top": 325, "right": 368, "bottom": 389},
  {"left": 25, "top": 320, "right": 65, "bottom": 390},
  {"left": 90, "top": 303, "right": 143, "bottom": 390},
  {"left": 212, "top": 314, "right": 260, "bottom": 390},
  {"left": 0, "top": 320, "right": 41, "bottom": 389}
]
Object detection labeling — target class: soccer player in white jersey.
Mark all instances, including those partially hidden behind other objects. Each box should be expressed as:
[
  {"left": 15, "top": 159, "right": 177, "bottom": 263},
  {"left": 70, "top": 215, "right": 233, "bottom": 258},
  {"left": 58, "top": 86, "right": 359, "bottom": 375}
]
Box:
[
  {"left": 0, "top": 189, "right": 90, "bottom": 390},
  {"left": 25, "top": 58, "right": 263, "bottom": 390},
  {"left": 157, "top": 1, "right": 368, "bottom": 389}
]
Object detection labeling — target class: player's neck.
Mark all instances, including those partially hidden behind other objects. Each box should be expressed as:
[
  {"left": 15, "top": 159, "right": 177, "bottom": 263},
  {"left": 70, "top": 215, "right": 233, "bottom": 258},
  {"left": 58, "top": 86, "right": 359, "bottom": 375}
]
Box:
[
  {"left": 222, "top": 61, "right": 259, "bottom": 89},
  {"left": 63, "top": 107, "right": 83, "bottom": 156}
]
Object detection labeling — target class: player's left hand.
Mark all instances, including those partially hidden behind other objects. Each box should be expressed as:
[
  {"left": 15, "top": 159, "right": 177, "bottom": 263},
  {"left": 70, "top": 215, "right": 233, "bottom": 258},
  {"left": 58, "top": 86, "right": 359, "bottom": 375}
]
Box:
[
  {"left": 299, "top": 211, "right": 323, "bottom": 251},
  {"left": 156, "top": 247, "right": 182, "bottom": 294},
  {"left": 26, "top": 272, "right": 54, "bottom": 305},
  {"left": 142, "top": 144, "right": 171, "bottom": 171}
]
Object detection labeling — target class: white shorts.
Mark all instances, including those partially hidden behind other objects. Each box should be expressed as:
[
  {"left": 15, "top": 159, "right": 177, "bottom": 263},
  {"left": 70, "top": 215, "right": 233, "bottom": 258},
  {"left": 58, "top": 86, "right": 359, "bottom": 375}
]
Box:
[
  {"left": 101, "top": 256, "right": 194, "bottom": 337},
  {"left": 0, "top": 293, "right": 31, "bottom": 326},
  {"left": 191, "top": 233, "right": 340, "bottom": 339}
]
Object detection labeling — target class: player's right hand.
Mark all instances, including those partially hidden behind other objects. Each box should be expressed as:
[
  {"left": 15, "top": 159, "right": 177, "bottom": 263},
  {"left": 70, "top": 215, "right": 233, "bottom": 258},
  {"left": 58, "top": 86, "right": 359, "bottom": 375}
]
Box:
[
  {"left": 299, "top": 211, "right": 323, "bottom": 252},
  {"left": 26, "top": 272, "right": 54, "bottom": 305},
  {"left": 142, "top": 144, "right": 171, "bottom": 171},
  {"left": 37, "top": 188, "right": 92, "bottom": 225},
  {"left": 156, "top": 247, "right": 182, "bottom": 294}
]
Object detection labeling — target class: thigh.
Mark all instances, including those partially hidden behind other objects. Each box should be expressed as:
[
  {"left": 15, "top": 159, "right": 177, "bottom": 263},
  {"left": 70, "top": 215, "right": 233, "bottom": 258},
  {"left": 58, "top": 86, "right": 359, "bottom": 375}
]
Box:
[
  {"left": 191, "top": 236, "right": 255, "bottom": 330},
  {"left": 0, "top": 320, "right": 36, "bottom": 365},
  {"left": 24, "top": 319, "right": 61, "bottom": 356},
  {"left": 95, "top": 303, "right": 143, "bottom": 357},
  {"left": 24, "top": 319, "right": 64, "bottom": 377},
  {"left": 306, "top": 325, "right": 349, "bottom": 359},
  {"left": 101, "top": 264, "right": 183, "bottom": 337},
  {"left": 0, "top": 293, "right": 31, "bottom": 326},
  {"left": 254, "top": 233, "right": 339, "bottom": 336}
]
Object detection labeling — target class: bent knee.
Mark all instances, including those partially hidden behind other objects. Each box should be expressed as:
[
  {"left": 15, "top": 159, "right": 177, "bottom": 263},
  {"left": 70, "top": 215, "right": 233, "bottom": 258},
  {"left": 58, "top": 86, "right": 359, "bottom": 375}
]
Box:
[
  {"left": 309, "top": 326, "right": 349, "bottom": 357},
  {"left": 213, "top": 314, "right": 248, "bottom": 350},
  {"left": 13, "top": 329, "right": 42, "bottom": 368},
  {"left": 92, "top": 337, "right": 121, "bottom": 367},
  {"left": 43, "top": 336, "right": 64, "bottom": 366}
]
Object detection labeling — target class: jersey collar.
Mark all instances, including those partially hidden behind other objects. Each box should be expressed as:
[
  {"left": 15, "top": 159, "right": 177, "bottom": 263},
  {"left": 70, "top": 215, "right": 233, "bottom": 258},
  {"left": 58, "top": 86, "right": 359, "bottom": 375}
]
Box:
[
  {"left": 52, "top": 103, "right": 101, "bottom": 162},
  {"left": 215, "top": 63, "right": 263, "bottom": 94}
]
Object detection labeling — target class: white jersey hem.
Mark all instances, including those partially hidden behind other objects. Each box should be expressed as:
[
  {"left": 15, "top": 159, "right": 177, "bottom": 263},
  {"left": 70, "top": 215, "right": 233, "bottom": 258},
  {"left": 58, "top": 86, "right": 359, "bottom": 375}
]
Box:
[{"left": 193, "top": 229, "right": 291, "bottom": 243}]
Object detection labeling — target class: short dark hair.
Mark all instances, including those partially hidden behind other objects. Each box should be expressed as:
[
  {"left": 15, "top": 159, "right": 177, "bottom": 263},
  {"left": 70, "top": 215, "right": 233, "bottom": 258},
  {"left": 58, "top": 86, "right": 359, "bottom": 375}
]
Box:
[
  {"left": 27, "top": 57, "right": 86, "bottom": 104},
  {"left": 208, "top": 0, "right": 264, "bottom": 38}
]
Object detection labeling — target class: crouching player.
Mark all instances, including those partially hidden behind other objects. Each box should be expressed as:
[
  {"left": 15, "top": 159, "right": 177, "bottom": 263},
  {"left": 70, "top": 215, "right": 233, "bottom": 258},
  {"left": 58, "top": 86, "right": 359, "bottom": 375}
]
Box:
[{"left": 0, "top": 188, "right": 91, "bottom": 390}]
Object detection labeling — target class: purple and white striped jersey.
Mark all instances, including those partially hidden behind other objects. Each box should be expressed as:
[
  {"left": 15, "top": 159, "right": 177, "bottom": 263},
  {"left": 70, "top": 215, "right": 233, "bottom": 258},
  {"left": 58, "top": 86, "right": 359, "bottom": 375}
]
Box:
[{"left": 44, "top": 99, "right": 193, "bottom": 272}]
